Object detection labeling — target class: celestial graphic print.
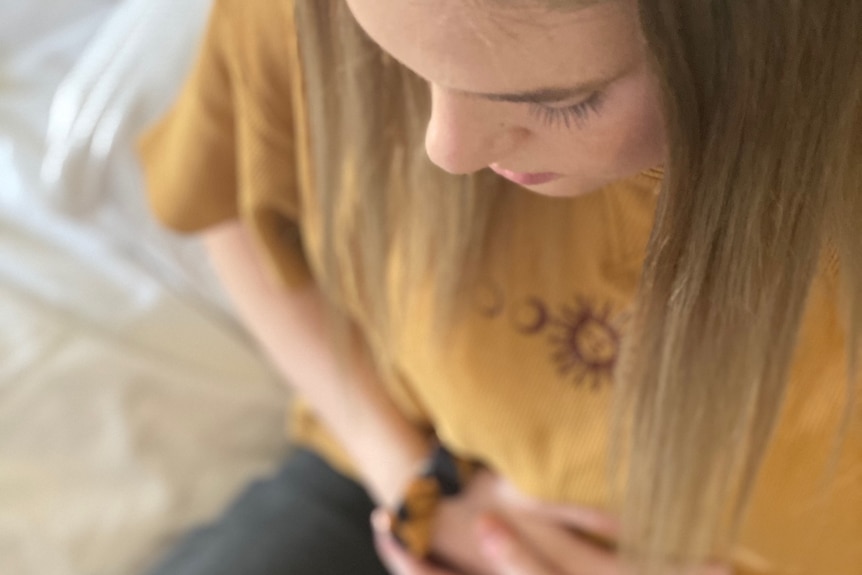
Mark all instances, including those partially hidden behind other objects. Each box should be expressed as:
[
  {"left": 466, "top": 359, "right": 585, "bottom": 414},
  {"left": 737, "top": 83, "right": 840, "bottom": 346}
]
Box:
[
  {"left": 473, "top": 283, "right": 505, "bottom": 319},
  {"left": 511, "top": 297, "right": 550, "bottom": 334},
  {"left": 548, "top": 298, "right": 621, "bottom": 389},
  {"left": 474, "top": 282, "right": 625, "bottom": 390}
]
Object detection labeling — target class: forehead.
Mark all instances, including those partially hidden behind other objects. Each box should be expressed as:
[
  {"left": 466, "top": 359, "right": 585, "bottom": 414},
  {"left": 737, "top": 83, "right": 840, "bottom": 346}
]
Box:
[{"left": 346, "top": 0, "right": 641, "bottom": 94}]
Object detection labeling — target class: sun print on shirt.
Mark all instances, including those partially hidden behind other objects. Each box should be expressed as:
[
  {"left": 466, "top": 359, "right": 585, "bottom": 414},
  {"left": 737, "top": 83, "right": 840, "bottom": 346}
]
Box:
[
  {"left": 473, "top": 282, "right": 627, "bottom": 390},
  {"left": 548, "top": 297, "right": 622, "bottom": 389}
]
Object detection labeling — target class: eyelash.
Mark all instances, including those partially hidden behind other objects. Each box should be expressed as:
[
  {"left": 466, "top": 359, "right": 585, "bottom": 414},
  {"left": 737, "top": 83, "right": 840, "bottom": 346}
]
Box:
[{"left": 528, "top": 92, "right": 605, "bottom": 130}]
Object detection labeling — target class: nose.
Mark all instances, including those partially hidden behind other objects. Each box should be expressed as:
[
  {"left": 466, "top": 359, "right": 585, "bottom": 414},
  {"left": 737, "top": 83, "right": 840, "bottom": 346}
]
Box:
[{"left": 424, "top": 85, "right": 526, "bottom": 175}]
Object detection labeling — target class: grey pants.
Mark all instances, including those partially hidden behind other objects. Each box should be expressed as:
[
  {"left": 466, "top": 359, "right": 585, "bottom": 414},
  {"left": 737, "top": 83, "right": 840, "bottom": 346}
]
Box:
[{"left": 145, "top": 448, "right": 391, "bottom": 575}]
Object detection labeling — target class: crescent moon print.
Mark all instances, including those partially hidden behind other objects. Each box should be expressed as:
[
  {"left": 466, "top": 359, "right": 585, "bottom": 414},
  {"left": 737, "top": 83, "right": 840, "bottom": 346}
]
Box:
[
  {"left": 473, "top": 282, "right": 505, "bottom": 318},
  {"left": 549, "top": 298, "right": 620, "bottom": 390},
  {"left": 511, "top": 298, "right": 550, "bottom": 334}
]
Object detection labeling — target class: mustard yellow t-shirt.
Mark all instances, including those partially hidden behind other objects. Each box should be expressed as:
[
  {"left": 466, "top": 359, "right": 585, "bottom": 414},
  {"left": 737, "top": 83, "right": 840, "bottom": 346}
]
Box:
[{"left": 139, "top": 1, "right": 862, "bottom": 573}]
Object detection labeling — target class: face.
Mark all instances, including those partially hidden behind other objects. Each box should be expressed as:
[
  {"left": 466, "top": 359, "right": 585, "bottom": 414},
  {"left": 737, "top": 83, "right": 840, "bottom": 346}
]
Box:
[{"left": 346, "top": 0, "right": 666, "bottom": 197}]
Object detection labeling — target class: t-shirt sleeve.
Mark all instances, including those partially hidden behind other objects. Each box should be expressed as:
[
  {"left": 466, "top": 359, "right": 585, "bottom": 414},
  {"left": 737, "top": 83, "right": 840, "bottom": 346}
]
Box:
[
  {"left": 139, "top": 0, "right": 238, "bottom": 232},
  {"left": 139, "top": 0, "right": 313, "bottom": 290}
]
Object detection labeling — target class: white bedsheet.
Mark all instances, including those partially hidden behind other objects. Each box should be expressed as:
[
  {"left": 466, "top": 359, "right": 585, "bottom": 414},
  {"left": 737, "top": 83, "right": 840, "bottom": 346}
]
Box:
[{"left": 0, "top": 1, "right": 291, "bottom": 573}]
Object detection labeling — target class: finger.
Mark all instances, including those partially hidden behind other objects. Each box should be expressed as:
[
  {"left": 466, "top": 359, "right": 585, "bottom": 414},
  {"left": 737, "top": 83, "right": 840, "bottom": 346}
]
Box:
[
  {"left": 479, "top": 517, "right": 621, "bottom": 575},
  {"left": 496, "top": 482, "right": 620, "bottom": 541},
  {"left": 477, "top": 516, "right": 561, "bottom": 575},
  {"left": 371, "top": 511, "right": 459, "bottom": 575}
]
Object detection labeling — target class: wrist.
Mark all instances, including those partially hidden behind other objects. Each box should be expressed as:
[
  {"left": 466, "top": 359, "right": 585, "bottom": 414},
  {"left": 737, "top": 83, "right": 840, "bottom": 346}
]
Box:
[
  {"left": 370, "top": 431, "right": 436, "bottom": 509},
  {"left": 336, "top": 401, "right": 434, "bottom": 508},
  {"left": 385, "top": 442, "right": 480, "bottom": 558}
]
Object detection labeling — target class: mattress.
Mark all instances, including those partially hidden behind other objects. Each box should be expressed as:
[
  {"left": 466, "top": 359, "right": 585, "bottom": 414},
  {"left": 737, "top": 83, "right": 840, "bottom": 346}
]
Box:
[{"left": 0, "top": 1, "right": 291, "bottom": 573}]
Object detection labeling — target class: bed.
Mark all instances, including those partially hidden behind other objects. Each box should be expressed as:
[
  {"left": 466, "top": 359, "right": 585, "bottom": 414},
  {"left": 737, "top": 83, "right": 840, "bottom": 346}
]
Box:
[{"left": 0, "top": 1, "right": 292, "bottom": 573}]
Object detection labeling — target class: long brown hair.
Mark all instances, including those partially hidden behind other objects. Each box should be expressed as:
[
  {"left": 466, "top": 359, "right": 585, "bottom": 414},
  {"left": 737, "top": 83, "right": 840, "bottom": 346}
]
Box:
[
  {"left": 293, "top": 1, "right": 504, "bottom": 366},
  {"left": 293, "top": 0, "right": 862, "bottom": 572},
  {"left": 617, "top": 0, "right": 862, "bottom": 570}
]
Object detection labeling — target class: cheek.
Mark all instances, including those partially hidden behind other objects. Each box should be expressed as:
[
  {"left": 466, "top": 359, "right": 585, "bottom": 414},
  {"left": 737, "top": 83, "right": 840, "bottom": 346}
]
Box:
[
  {"left": 600, "top": 73, "right": 666, "bottom": 168},
  {"left": 544, "top": 75, "right": 666, "bottom": 176}
]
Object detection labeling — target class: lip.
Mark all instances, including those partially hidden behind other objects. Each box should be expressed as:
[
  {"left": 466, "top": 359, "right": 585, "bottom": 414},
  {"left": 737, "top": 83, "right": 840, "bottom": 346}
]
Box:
[{"left": 490, "top": 164, "right": 562, "bottom": 186}]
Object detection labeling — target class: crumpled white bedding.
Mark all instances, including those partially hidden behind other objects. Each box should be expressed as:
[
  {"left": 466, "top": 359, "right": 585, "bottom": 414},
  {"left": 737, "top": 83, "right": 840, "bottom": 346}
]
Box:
[{"left": 0, "top": 1, "right": 291, "bottom": 574}]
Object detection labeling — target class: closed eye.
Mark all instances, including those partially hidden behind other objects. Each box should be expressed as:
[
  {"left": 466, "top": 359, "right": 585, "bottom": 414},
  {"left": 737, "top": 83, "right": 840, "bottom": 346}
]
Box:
[{"left": 528, "top": 91, "right": 605, "bottom": 130}]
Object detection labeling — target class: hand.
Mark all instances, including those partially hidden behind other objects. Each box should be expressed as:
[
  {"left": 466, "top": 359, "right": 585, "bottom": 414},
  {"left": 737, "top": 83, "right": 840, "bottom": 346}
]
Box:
[
  {"left": 371, "top": 505, "right": 623, "bottom": 575},
  {"left": 372, "top": 468, "right": 525, "bottom": 575},
  {"left": 475, "top": 482, "right": 734, "bottom": 575},
  {"left": 371, "top": 469, "right": 733, "bottom": 575},
  {"left": 371, "top": 468, "right": 627, "bottom": 575},
  {"left": 372, "top": 510, "right": 462, "bottom": 575}
]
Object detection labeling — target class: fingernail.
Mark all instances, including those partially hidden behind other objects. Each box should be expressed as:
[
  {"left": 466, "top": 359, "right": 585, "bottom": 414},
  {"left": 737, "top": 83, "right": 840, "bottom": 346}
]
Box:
[
  {"left": 480, "top": 530, "right": 507, "bottom": 559},
  {"left": 371, "top": 509, "right": 391, "bottom": 533},
  {"left": 476, "top": 517, "right": 508, "bottom": 558}
]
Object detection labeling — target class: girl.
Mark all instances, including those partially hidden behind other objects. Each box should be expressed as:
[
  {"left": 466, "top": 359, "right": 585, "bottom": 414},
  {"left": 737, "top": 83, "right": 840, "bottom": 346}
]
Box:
[{"left": 140, "top": 0, "right": 861, "bottom": 574}]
